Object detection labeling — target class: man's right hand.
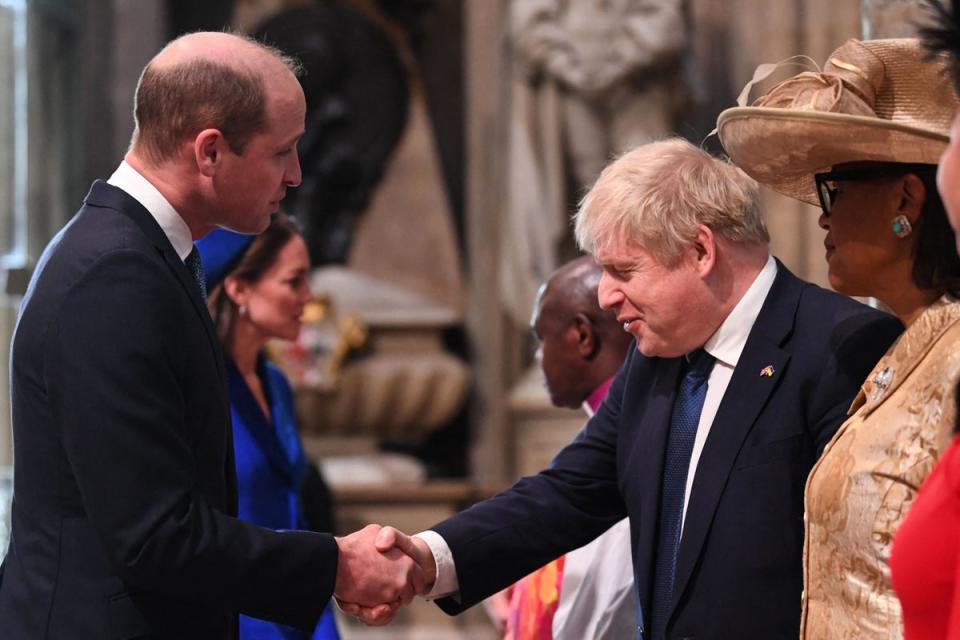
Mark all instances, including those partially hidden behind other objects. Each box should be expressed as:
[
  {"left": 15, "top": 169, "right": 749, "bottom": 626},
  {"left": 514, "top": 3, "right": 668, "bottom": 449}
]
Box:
[
  {"left": 333, "top": 524, "right": 426, "bottom": 616},
  {"left": 336, "top": 525, "right": 437, "bottom": 626}
]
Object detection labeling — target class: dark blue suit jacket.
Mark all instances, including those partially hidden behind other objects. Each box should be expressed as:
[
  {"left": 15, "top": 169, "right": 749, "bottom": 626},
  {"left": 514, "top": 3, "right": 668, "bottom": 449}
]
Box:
[
  {"left": 433, "top": 262, "right": 903, "bottom": 639},
  {"left": 0, "top": 182, "right": 338, "bottom": 639}
]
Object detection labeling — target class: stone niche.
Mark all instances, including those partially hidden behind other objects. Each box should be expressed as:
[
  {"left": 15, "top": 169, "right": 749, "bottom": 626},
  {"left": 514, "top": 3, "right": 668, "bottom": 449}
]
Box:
[{"left": 269, "top": 265, "right": 469, "bottom": 488}]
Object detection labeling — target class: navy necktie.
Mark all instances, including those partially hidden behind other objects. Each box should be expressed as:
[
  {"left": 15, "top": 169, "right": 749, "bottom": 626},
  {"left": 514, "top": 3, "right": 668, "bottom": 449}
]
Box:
[
  {"left": 650, "top": 348, "right": 714, "bottom": 640},
  {"left": 184, "top": 247, "right": 207, "bottom": 302}
]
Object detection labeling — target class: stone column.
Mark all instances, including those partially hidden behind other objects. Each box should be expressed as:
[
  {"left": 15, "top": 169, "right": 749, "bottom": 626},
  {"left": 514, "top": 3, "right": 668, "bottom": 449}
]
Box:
[
  {"left": 465, "top": 0, "right": 513, "bottom": 483},
  {"left": 0, "top": 0, "right": 166, "bottom": 468},
  {"left": 111, "top": 0, "right": 167, "bottom": 162}
]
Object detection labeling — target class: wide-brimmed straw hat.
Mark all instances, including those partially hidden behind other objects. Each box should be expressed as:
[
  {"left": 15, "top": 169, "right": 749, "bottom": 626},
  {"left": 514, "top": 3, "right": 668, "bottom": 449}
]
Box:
[{"left": 717, "top": 38, "right": 959, "bottom": 206}]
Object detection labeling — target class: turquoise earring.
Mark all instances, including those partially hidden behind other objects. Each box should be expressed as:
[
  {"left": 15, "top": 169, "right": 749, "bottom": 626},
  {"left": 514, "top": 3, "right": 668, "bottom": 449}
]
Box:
[{"left": 892, "top": 215, "right": 912, "bottom": 238}]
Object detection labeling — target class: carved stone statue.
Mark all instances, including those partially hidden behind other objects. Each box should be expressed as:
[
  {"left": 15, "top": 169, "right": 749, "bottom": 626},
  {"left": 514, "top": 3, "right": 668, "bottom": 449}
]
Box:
[
  {"left": 501, "top": 0, "right": 689, "bottom": 326},
  {"left": 252, "top": 3, "right": 410, "bottom": 265}
]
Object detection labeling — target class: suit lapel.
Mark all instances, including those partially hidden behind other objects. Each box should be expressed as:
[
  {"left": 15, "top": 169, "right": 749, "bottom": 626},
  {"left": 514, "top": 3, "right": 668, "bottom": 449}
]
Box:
[
  {"left": 228, "top": 360, "right": 300, "bottom": 485},
  {"left": 630, "top": 356, "right": 684, "bottom": 616},
  {"left": 161, "top": 248, "right": 226, "bottom": 373},
  {"left": 85, "top": 181, "right": 237, "bottom": 511},
  {"left": 669, "top": 262, "right": 800, "bottom": 613},
  {"left": 85, "top": 181, "right": 226, "bottom": 382}
]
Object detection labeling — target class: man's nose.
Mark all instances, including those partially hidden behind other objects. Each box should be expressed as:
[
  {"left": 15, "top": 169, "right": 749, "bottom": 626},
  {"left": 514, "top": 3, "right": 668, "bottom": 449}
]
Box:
[
  {"left": 285, "top": 149, "right": 302, "bottom": 187},
  {"left": 597, "top": 272, "right": 619, "bottom": 310}
]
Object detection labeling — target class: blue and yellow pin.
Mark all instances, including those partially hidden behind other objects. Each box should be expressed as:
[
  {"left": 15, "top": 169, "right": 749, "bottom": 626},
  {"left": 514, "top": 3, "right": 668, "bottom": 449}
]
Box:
[{"left": 760, "top": 365, "right": 775, "bottom": 377}]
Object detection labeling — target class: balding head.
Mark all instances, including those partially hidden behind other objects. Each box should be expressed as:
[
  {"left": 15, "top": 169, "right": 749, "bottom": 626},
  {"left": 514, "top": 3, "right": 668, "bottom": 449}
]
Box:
[
  {"left": 532, "top": 256, "right": 633, "bottom": 409},
  {"left": 538, "top": 257, "right": 629, "bottom": 344},
  {"left": 152, "top": 31, "right": 281, "bottom": 70},
  {"left": 131, "top": 31, "right": 302, "bottom": 166},
  {"left": 542, "top": 257, "right": 602, "bottom": 323}
]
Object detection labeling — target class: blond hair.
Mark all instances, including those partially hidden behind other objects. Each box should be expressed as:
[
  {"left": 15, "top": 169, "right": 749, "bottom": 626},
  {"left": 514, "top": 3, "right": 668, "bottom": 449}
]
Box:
[{"left": 574, "top": 138, "right": 767, "bottom": 265}]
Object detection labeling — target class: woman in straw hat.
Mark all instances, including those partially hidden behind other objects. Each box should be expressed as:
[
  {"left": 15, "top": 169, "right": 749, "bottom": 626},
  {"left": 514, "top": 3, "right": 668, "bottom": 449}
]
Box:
[
  {"left": 718, "top": 37, "right": 960, "bottom": 638},
  {"left": 888, "top": 4, "right": 960, "bottom": 639}
]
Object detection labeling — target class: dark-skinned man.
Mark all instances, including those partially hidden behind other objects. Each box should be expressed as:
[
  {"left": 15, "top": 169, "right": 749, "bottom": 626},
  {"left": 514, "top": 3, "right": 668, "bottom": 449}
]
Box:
[{"left": 489, "top": 256, "right": 636, "bottom": 639}]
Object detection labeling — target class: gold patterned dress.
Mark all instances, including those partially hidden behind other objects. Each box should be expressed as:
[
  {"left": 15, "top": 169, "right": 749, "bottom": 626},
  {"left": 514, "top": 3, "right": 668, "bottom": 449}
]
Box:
[{"left": 801, "top": 296, "right": 960, "bottom": 639}]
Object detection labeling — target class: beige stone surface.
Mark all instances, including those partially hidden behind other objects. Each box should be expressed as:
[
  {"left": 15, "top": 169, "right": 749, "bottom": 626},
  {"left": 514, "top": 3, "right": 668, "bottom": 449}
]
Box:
[{"left": 348, "top": 93, "right": 465, "bottom": 314}]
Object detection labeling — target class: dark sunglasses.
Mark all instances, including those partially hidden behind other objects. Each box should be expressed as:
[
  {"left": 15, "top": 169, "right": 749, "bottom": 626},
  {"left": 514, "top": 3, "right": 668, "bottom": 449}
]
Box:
[{"left": 814, "top": 164, "right": 932, "bottom": 217}]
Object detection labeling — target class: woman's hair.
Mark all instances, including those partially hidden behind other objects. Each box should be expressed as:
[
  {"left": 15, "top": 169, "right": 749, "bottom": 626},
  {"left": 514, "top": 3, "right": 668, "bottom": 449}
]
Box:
[
  {"left": 920, "top": 0, "right": 960, "bottom": 97},
  {"left": 906, "top": 165, "right": 960, "bottom": 297},
  {"left": 207, "top": 213, "right": 303, "bottom": 344}
]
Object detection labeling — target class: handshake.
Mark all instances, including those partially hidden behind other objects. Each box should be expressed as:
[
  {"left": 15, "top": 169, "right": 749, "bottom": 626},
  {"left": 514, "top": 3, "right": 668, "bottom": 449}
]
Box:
[{"left": 333, "top": 524, "right": 436, "bottom": 626}]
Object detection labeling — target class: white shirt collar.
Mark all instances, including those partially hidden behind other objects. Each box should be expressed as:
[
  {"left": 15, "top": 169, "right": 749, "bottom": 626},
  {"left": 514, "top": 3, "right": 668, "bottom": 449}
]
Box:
[
  {"left": 107, "top": 161, "right": 194, "bottom": 261},
  {"left": 703, "top": 254, "right": 777, "bottom": 368}
]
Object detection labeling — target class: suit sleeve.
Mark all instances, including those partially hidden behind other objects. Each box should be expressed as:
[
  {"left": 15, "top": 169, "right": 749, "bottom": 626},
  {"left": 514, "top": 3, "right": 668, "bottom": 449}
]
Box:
[
  {"left": 807, "top": 306, "right": 903, "bottom": 455},
  {"left": 432, "top": 358, "right": 633, "bottom": 613},
  {"left": 45, "top": 249, "right": 336, "bottom": 629}
]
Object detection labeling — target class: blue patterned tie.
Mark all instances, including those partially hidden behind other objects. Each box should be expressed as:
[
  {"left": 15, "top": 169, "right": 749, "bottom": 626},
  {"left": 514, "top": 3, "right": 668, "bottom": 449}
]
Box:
[
  {"left": 184, "top": 247, "right": 207, "bottom": 302},
  {"left": 650, "top": 348, "right": 714, "bottom": 640}
]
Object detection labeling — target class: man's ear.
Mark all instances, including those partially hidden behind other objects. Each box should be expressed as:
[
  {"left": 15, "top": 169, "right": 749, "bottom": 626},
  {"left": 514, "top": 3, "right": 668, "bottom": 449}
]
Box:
[
  {"left": 899, "top": 173, "right": 927, "bottom": 224},
  {"left": 690, "top": 224, "right": 717, "bottom": 277},
  {"left": 194, "top": 129, "right": 226, "bottom": 178},
  {"left": 573, "top": 313, "right": 598, "bottom": 359}
]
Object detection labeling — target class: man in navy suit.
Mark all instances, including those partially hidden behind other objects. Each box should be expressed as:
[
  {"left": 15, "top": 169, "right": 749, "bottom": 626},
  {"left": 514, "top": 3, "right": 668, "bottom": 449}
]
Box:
[
  {"left": 347, "top": 138, "right": 903, "bottom": 639},
  {"left": 1, "top": 31, "right": 419, "bottom": 639}
]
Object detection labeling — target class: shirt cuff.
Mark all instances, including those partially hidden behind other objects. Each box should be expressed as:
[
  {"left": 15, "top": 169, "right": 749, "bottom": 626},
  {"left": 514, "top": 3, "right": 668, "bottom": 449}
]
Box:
[{"left": 414, "top": 530, "right": 460, "bottom": 600}]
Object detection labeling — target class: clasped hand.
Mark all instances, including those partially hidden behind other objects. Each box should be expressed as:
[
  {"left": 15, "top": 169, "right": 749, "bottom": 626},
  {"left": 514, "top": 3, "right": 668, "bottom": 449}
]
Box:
[{"left": 334, "top": 524, "right": 435, "bottom": 626}]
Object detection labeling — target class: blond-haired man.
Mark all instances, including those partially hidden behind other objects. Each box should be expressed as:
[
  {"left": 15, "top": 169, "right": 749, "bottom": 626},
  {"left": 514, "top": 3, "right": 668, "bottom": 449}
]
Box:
[{"left": 357, "top": 138, "right": 902, "bottom": 639}]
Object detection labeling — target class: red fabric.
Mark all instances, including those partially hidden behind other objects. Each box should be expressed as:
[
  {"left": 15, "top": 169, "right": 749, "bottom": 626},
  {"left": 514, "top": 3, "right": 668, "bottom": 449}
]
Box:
[
  {"left": 504, "top": 556, "right": 565, "bottom": 640},
  {"left": 891, "top": 433, "right": 960, "bottom": 639},
  {"left": 586, "top": 377, "right": 614, "bottom": 413}
]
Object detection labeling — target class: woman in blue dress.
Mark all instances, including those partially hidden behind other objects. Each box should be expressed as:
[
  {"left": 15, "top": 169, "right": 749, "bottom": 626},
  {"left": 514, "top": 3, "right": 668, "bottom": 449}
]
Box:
[{"left": 197, "top": 216, "right": 340, "bottom": 640}]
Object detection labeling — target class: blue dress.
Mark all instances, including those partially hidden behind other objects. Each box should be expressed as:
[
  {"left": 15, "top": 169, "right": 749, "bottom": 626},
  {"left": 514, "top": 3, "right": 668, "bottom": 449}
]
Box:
[{"left": 228, "top": 355, "right": 340, "bottom": 640}]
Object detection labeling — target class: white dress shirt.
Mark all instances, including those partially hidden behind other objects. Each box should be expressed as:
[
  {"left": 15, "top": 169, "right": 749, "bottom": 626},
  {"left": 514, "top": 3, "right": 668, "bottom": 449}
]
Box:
[
  {"left": 552, "top": 518, "right": 635, "bottom": 639},
  {"left": 107, "top": 161, "right": 193, "bottom": 260},
  {"left": 681, "top": 253, "right": 776, "bottom": 532},
  {"left": 419, "top": 254, "right": 779, "bottom": 601},
  {"left": 549, "top": 395, "right": 637, "bottom": 638}
]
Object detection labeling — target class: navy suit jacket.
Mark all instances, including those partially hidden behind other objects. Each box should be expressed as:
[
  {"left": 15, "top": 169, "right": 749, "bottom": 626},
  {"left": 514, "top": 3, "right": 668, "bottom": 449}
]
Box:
[
  {"left": 0, "top": 182, "right": 338, "bottom": 639},
  {"left": 433, "top": 261, "right": 903, "bottom": 639}
]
